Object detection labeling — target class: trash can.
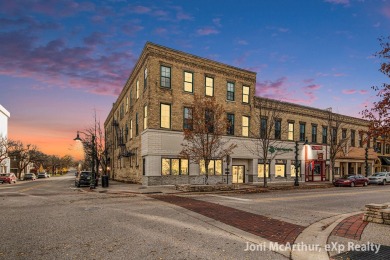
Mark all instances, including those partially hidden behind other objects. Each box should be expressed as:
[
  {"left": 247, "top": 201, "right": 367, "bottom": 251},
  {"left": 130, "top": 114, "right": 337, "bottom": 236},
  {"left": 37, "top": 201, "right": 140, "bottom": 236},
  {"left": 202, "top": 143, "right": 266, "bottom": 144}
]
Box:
[{"left": 102, "top": 175, "right": 109, "bottom": 188}]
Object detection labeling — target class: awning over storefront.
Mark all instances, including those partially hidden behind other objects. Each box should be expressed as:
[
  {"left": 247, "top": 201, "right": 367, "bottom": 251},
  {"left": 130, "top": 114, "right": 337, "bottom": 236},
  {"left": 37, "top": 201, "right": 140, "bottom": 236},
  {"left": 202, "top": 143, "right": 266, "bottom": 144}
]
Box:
[{"left": 379, "top": 156, "right": 390, "bottom": 166}]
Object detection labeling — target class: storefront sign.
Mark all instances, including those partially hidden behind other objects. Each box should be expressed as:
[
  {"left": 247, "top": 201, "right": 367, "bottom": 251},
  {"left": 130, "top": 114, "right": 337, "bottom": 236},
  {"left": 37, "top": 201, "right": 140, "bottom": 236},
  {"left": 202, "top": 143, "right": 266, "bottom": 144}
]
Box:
[
  {"left": 268, "top": 146, "right": 293, "bottom": 153},
  {"left": 318, "top": 153, "right": 323, "bottom": 160},
  {"left": 311, "top": 145, "right": 323, "bottom": 150}
]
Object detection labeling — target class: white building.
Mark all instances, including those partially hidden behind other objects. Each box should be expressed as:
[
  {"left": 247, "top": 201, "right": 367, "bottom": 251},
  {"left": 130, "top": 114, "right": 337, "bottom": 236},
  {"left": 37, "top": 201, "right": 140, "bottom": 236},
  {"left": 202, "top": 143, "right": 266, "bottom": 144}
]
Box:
[{"left": 0, "top": 104, "right": 10, "bottom": 173}]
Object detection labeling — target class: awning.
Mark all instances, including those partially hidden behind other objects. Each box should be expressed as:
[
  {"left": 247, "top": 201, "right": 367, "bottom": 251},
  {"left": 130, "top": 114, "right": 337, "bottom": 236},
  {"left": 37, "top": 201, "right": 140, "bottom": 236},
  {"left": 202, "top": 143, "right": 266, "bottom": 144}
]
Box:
[{"left": 379, "top": 156, "right": 390, "bottom": 166}]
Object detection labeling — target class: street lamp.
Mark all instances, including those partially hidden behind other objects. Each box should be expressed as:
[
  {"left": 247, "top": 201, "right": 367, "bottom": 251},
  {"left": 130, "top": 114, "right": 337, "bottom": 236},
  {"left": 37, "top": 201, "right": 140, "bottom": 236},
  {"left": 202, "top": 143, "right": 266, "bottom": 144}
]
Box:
[{"left": 74, "top": 131, "right": 96, "bottom": 189}]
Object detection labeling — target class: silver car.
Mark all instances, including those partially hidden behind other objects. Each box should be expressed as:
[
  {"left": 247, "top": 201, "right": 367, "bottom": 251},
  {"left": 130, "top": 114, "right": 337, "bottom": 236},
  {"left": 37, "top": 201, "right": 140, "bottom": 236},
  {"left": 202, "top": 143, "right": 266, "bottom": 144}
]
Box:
[{"left": 368, "top": 172, "right": 390, "bottom": 185}]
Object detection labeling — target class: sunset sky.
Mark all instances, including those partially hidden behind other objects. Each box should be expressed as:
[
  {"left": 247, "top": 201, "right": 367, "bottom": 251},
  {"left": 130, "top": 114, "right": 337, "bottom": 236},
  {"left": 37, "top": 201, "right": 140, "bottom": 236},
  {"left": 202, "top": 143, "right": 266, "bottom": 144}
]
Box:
[{"left": 0, "top": 0, "right": 389, "bottom": 160}]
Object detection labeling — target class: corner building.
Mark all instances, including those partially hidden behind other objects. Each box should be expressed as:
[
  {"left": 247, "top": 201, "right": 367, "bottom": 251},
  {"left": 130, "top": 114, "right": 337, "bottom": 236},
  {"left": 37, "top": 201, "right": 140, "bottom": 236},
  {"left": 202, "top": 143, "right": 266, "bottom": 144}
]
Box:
[{"left": 104, "top": 42, "right": 377, "bottom": 186}]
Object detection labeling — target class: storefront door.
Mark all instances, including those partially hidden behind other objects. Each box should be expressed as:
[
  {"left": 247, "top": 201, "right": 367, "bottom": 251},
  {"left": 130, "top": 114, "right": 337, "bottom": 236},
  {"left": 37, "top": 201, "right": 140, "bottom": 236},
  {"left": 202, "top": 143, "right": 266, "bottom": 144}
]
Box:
[
  {"left": 305, "top": 160, "right": 325, "bottom": 181},
  {"left": 232, "top": 166, "right": 244, "bottom": 183}
]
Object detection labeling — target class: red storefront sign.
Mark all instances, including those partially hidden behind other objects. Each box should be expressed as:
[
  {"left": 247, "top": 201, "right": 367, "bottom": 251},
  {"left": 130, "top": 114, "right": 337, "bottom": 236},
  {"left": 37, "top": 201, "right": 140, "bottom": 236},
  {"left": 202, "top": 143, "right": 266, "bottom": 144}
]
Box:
[{"left": 311, "top": 145, "right": 323, "bottom": 150}]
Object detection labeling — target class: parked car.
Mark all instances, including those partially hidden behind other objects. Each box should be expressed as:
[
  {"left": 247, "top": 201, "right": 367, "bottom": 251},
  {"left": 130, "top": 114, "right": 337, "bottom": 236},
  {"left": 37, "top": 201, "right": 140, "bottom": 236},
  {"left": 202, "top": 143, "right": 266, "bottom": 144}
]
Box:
[
  {"left": 333, "top": 174, "right": 369, "bottom": 187},
  {"left": 24, "top": 173, "right": 36, "bottom": 181},
  {"left": 37, "top": 172, "right": 49, "bottom": 178},
  {"left": 368, "top": 172, "right": 390, "bottom": 185},
  {"left": 75, "top": 171, "right": 92, "bottom": 187},
  {"left": 0, "top": 173, "right": 17, "bottom": 184}
]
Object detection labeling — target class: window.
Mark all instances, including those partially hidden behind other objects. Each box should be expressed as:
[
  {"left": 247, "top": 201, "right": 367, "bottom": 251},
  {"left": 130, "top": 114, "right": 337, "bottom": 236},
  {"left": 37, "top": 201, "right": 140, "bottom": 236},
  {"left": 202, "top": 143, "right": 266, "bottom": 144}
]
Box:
[
  {"left": 275, "top": 164, "right": 285, "bottom": 177},
  {"left": 135, "top": 148, "right": 139, "bottom": 166},
  {"left": 351, "top": 130, "right": 355, "bottom": 147},
  {"left": 332, "top": 128, "right": 337, "bottom": 145},
  {"left": 160, "top": 103, "right": 171, "bottom": 129},
  {"left": 161, "top": 66, "right": 171, "bottom": 88},
  {"left": 227, "top": 113, "right": 235, "bottom": 135},
  {"left": 242, "top": 116, "right": 249, "bottom": 137},
  {"left": 161, "top": 158, "right": 189, "bottom": 175},
  {"left": 136, "top": 80, "right": 139, "bottom": 99},
  {"left": 144, "top": 105, "right": 148, "bottom": 130},
  {"left": 322, "top": 126, "right": 328, "bottom": 144},
  {"left": 144, "top": 67, "right": 148, "bottom": 89},
  {"left": 184, "top": 71, "right": 193, "bottom": 92},
  {"left": 299, "top": 123, "right": 306, "bottom": 142},
  {"left": 260, "top": 118, "right": 267, "bottom": 138},
  {"left": 135, "top": 113, "right": 139, "bottom": 136},
  {"left": 367, "top": 136, "right": 371, "bottom": 148},
  {"left": 359, "top": 133, "right": 363, "bottom": 147},
  {"left": 130, "top": 89, "right": 133, "bottom": 108},
  {"left": 312, "top": 124, "right": 317, "bottom": 143},
  {"left": 342, "top": 129, "right": 347, "bottom": 139},
  {"left": 205, "top": 76, "right": 214, "bottom": 96},
  {"left": 258, "top": 163, "right": 270, "bottom": 178},
  {"left": 130, "top": 120, "right": 133, "bottom": 139},
  {"left": 205, "top": 109, "right": 214, "bottom": 133},
  {"left": 288, "top": 122, "right": 294, "bottom": 141},
  {"left": 227, "top": 82, "right": 235, "bottom": 101},
  {"left": 242, "top": 86, "right": 250, "bottom": 104},
  {"left": 183, "top": 107, "right": 193, "bottom": 130},
  {"left": 376, "top": 142, "right": 382, "bottom": 153},
  {"left": 200, "top": 160, "right": 222, "bottom": 175},
  {"left": 126, "top": 96, "right": 129, "bottom": 113},
  {"left": 274, "top": 120, "right": 281, "bottom": 140},
  {"left": 386, "top": 144, "right": 390, "bottom": 154}
]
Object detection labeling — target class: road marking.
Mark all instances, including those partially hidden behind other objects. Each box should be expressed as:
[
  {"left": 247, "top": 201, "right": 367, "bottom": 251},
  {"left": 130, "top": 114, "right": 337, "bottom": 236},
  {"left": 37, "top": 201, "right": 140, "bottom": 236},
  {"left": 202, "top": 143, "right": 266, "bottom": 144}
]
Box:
[
  {"left": 208, "top": 194, "right": 252, "bottom": 201},
  {"left": 19, "top": 183, "right": 49, "bottom": 192}
]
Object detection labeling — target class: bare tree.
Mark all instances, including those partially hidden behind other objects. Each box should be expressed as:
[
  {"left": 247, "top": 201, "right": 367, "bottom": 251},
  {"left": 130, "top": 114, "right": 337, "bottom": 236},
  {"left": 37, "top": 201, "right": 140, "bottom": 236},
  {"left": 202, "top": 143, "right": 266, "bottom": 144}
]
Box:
[
  {"left": 248, "top": 97, "right": 290, "bottom": 187},
  {"left": 0, "top": 137, "right": 16, "bottom": 166},
  {"left": 180, "top": 95, "right": 237, "bottom": 184},
  {"left": 8, "top": 141, "right": 38, "bottom": 178}
]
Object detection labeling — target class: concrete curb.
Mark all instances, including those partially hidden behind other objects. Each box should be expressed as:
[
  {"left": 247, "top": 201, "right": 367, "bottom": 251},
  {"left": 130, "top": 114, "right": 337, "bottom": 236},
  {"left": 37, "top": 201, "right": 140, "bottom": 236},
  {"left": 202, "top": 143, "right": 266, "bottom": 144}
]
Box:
[{"left": 291, "top": 211, "right": 362, "bottom": 260}]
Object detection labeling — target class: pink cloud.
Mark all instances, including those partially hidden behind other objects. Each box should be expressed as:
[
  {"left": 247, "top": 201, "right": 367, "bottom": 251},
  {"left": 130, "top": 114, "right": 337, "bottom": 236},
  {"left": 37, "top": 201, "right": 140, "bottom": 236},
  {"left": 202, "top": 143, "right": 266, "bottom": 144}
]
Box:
[
  {"left": 196, "top": 27, "right": 219, "bottom": 36},
  {"left": 359, "top": 90, "right": 368, "bottom": 94},
  {"left": 256, "top": 77, "right": 289, "bottom": 97},
  {"left": 342, "top": 89, "right": 357, "bottom": 94},
  {"left": 382, "top": 7, "right": 390, "bottom": 18},
  {"left": 304, "top": 84, "right": 321, "bottom": 90}
]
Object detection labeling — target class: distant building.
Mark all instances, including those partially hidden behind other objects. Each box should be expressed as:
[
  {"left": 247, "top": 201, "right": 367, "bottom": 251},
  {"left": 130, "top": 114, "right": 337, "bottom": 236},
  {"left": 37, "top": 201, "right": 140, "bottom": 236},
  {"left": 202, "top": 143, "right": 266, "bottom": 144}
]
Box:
[
  {"left": 104, "top": 42, "right": 385, "bottom": 186},
  {"left": 0, "top": 104, "right": 10, "bottom": 173}
]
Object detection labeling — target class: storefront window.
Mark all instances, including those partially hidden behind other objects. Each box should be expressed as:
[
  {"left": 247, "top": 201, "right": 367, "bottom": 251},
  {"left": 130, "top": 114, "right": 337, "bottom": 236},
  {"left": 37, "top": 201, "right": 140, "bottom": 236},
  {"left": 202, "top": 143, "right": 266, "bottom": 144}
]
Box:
[
  {"left": 200, "top": 159, "right": 222, "bottom": 175},
  {"left": 161, "top": 158, "right": 189, "bottom": 175},
  {"left": 258, "top": 164, "right": 270, "bottom": 178},
  {"left": 275, "top": 164, "right": 285, "bottom": 177}
]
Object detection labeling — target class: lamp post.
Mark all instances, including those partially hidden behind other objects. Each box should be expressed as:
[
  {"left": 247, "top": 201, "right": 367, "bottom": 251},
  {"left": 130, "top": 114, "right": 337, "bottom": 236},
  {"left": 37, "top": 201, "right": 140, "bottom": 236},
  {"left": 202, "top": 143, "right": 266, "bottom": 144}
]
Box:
[{"left": 74, "top": 131, "right": 96, "bottom": 189}]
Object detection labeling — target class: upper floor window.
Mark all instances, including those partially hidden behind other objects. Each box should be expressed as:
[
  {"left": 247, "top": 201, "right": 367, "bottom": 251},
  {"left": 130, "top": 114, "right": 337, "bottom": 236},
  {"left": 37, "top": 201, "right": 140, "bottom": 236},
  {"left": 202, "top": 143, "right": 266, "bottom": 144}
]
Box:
[
  {"left": 184, "top": 71, "right": 193, "bottom": 93},
  {"left": 386, "top": 144, "right": 390, "bottom": 154},
  {"left": 351, "top": 130, "right": 355, "bottom": 147},
  {"left": 288, "top": 122, "right": 294, "bottom": 141},
  {"left": 136, "top": 80, "right": 139, "bottom": 99},
  {"left": 322, "top": 126, "right": 328, "bottom": 144},
  {"left": 144, "top": 105, "right": 148, "bottom": 130},
  {"left": 130, "top": 89, "right": 133, "bottom": 108},
  {"left": 242, "top": 86, "right": 250, "bottom": 104},
  {"left": 359, "top": 133, "right": 363, "bottom": 147},
  {"left": 144, "top": 67, "right": 148, "bottom": 89},
  {"left": 126, "top": 97, "right": 129, "bottom": 113},
  {"left": 227, "top": 113, "right": 235, "bottom": 135},
  {"left": 376, "top": 142, "right": 382, "bottom": 153},
  {"left": 332, "top": 128, "right": 337, "bottom": 144},
  {"left": 275, "top": 120, "right": 281, "bottom": 140},
  {"left": 160, "top": 103, "right": 171, "bottom": 129},
  {"left": 205, "top": 109, "right": 214, "bottom": 133},
  {"left": 161, "top": 66, "right": 171, "bottom": 88},
  {"left": 342, "top": 129, "right": 347, "bottom": 139},
  {"left": 312, "top": 124, "right": 317, "bottom": 143},
  {"left": 260, "top": 118, "right": 267, "bottom": 138},
  {"left": 130, "top": 120, "right": 133, "bottom": 139},
  {"left": 242, "top": 116, "right": 249, "bottom": 137},
  {"left": 183, "top": 107, "right": 193, "bottom": 130},
  {"left": 227, "top": 82, "right": 235, "bottom": 101},
  {"left": 205, "top": 76, "right": 214, "bottom": 96},
  {"left": 135, "top": 113, "right": 139, "bottom": 136},
  {"left": 299, "top": 123, "right": 306, "bottom": 142}
]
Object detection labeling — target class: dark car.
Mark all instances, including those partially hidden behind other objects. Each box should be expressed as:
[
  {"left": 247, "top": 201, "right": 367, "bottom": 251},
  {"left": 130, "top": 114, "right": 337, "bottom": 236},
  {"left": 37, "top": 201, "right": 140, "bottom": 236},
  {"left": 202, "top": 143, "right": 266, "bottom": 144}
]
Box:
[
  {"left": 75, "top": 171, "right": 92, "bottom": 187},
  {"left": 333, "top": 174, "right": 369, "bottom": 187},
  {"left": 0, "top": 173, "right": 17, "bottom": 184},
  {"left": 24, "top": 173, "right": 36, "bottom": 181}
]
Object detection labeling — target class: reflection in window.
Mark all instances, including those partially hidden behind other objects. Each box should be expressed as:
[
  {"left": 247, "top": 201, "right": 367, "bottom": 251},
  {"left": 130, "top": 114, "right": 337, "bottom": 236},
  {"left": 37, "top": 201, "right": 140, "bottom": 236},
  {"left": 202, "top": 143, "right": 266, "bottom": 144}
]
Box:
[
  {"left": 143, "top": 105, "right": 148, "bottom": 130},
  {"left": 227, "top": 113, "right": 235, "bottom": 135},
  {"left": 288, "top": 123, "right": 294, "bottom": 141},
  {"left": 161, "top": 104, "right": 171, "bottom": 129},
  {"left": 183, "top": 107, "right": 193, "bottom": 130},
  {"left": 161, "top": 66, "right": 171, "bottom": 88},
  {"left": 200, "top": 160, "right": 222, "bottom": 175},
  {"left": 227, "top": 82, "right": 235, "bottom": 101},
  {"left": 205, "top": 76, "right": 214, "bottom": 96},
  {"left": 136, "top": 80, "right": 139, "bottom": 99},
  {"left": 184, "top": 71, "right": 193, "bottom": 92}
]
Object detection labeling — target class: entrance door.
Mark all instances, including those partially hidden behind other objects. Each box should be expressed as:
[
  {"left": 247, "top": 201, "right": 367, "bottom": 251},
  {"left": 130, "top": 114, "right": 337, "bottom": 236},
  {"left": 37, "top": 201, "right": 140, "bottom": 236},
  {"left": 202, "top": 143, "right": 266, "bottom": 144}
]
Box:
[{"left": 232, "top": 166, "right": 244, "bottom": 183}]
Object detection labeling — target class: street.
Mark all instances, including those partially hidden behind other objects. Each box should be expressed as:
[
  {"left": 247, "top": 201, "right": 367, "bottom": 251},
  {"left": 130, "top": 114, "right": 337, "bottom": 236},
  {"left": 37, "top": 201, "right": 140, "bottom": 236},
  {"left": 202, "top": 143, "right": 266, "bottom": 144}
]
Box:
[{"left": 1, "top": 171, "right": 390, "bottom": 260}]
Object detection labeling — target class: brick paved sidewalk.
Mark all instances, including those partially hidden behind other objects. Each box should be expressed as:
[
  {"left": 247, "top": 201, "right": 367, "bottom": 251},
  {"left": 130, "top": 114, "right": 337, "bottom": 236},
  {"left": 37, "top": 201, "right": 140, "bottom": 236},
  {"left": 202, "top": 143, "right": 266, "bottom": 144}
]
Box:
[
  {"left": 330, "top": 213, "right": 368, "bottom": 240},
  {"left": 151, "top": 194, "right": 305, "bottom": 244}
]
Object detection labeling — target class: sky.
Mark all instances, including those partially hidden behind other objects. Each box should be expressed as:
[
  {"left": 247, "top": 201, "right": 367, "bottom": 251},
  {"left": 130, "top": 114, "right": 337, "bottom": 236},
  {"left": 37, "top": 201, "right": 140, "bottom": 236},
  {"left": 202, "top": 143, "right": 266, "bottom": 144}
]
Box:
[{"left": 0, "top": 0, "right": 389, "bottom": 160}]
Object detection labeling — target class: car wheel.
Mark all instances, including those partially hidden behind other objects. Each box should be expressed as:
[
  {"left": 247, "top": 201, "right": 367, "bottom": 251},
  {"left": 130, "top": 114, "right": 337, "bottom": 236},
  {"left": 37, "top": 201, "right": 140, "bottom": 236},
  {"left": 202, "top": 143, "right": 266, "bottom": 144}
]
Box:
[
  {"left": 364, "top": 181, "right": 368, "bottom": 186},
  {"left": 350, "top": 182, "right": 355, "bottom": 187},
  {"left": 383, "top": 180, "right": 386, "bottom": 185}
]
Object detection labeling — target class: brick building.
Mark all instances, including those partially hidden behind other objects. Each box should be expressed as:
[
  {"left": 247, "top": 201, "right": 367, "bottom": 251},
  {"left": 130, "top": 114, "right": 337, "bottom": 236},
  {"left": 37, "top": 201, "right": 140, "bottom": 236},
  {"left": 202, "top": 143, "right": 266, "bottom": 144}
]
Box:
[{"left": 104, "top": 42, "right": 383, "bottom": 186}]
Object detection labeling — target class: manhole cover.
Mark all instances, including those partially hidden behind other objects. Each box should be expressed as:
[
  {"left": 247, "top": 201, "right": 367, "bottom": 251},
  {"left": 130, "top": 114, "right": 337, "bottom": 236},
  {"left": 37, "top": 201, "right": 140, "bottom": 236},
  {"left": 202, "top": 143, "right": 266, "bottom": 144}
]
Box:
[{"left": 332, "top": 244, "right": 390, "bottom": 260}]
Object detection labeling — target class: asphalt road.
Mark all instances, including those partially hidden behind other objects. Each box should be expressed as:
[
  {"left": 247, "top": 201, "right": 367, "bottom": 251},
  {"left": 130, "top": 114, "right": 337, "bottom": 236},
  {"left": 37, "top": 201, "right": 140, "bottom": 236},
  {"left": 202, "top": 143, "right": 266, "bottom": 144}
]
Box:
[{"left": 1, "top": 172, "right": 390, "bottom": 260}]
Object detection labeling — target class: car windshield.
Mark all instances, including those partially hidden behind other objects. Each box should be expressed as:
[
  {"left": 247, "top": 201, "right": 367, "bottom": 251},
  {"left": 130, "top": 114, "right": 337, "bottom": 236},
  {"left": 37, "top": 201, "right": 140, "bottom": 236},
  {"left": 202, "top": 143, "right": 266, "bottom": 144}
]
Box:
[
  {"left": 373, "top": 173, "right": 385, "bottom": 176},
  {"left": 80, "top": 172, "right": 91, "bottom": 177}
]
